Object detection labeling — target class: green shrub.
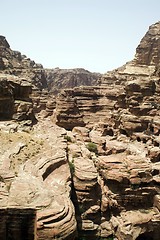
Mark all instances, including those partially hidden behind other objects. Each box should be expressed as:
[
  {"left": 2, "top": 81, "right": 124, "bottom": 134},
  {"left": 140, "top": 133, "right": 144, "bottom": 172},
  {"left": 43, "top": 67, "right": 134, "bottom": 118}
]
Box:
[
  {"left": 86, "top": 142, "right": 98, "bottom": 153},
  {"left": 64, "top": 135, "right": 72, "bottom": 142},
  {"left": 78, "top": 203, "right": 85, "bottom": 214},
  {"left": 107, "top": 237, "right": 114, "bottom": 240},
  {"left": 69, "top": 160, "right": 75, "bottom": 175}
]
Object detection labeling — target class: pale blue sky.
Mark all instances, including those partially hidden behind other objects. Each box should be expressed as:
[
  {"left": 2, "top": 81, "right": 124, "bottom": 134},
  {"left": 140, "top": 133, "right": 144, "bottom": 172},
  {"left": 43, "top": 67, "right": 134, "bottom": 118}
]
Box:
[{"left": 1, "top": 0, "right": 160, "bottom": 73}]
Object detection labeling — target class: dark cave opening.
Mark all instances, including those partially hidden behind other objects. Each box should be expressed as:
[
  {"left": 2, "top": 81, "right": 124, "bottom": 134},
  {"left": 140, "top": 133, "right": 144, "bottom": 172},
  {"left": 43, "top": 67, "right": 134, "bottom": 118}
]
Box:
[
  {"left": 0, "top": 208, "right": 36, "bottom": 240},
  {"left": 0, "top": 100, "right": 14, "bottom": 120},
  {"left": 120, "top": 128, "right": 129, "bottom": 137}
]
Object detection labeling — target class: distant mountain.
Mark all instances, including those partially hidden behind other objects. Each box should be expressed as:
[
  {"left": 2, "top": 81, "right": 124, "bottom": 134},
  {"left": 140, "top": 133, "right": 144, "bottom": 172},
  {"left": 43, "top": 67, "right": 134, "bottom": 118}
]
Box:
[{"left": 45, "top": 67, "right": 101, "bottom": 95}]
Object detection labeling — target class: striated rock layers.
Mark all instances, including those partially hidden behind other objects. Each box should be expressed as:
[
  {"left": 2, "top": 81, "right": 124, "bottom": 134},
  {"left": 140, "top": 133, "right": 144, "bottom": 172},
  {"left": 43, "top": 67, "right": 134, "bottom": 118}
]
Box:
[
  {"left": 55, "top": 21, "right": 160, "bottom": 133},
  {"left": 55, "top": 21, "right": 160, "bottom": 239},
  {"left": 0, "top": 35, "right": 49, "bottom": 117},
  {"left": 0, "top": 35, "right": 47, "bottom": 90},
  {"left": 0, "top": 120, "right": 77, "bottom": 240},
  {"left": 46, "top": 68, "right": 101, "bottom": 95},
  {"left": 0, "top": 35, "right": 101, "bottom": 117},
  {"left": 0, "top": 21, "right": 160, "bottom": 240},
  {"left": 0, "top": 35, "right": 104, "bottom": 240},
  {"left": 0, "top": 74, "right": 35, "bottom": 122}
]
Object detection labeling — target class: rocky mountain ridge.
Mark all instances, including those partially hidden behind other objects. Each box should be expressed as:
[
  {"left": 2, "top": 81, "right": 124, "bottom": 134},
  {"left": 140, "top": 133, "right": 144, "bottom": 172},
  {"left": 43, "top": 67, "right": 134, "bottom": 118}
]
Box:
[
  {"left": 46, "top": 67, "right": 101, "bottom": 95},
  {"left": 0, "top": 21, "right": 159, "bottom": 240},
  {"left": 0, "top": 35, "right": 100, "bottom": 119}
]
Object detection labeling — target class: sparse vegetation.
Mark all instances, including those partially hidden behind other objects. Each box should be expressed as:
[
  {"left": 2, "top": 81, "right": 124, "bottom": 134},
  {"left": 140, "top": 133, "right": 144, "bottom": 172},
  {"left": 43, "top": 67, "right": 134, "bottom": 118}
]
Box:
[
  {"left": 107, "top": 236, "right": 114, "bottom": 240},
  {"left": 78, "top": 203, "right": 85, "bottom": 214},
  {"left": 64, "top": 135, "right": 72, "bottom": 142},
  {"left": 69, "top": 160, "right": 75, "bottom": 175},
  {"left": 130, "top": 183, "right": 140, "bottom": 190},
  {"left": 72, "top": 152, "right": 80, "bottom": 158},
  {"left": 86, "top": 142, "right": 98, "bottom": 153}
]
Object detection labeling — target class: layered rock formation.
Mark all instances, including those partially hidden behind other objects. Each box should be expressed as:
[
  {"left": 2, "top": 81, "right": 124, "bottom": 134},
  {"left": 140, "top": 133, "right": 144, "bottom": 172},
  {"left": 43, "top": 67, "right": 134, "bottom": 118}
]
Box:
[
  {"left": 0, "top": 119, "right": 77, "bottom": 239},
  {"left": 55, "top": 21, "right": 160, "bottom": 134},
  {"left": 55, "top": 21, "right": 160, "bottom": 239},
  {"left": 0, "top": 21, "right": 160, "bottom": 240},
  {"left": 0, "top": 74, "right": 36, "bottom": 122},
  {"left": 0, "top": 36, "right": 77, "bottom": 239},
  {"left": 0, "top": 35, "right": 101, "bottom": 117},
  {"left": 0, "top": 35, "right": 50, "bottom": 118},
  {"left": 46, "top": 68, "right": 100, "bottom": 95},
  {"left": 66, "top": 123, "right": 160, "bottom": 240},
  {"left": 0, "top": 36, "right": 47, "bottom": 90}
]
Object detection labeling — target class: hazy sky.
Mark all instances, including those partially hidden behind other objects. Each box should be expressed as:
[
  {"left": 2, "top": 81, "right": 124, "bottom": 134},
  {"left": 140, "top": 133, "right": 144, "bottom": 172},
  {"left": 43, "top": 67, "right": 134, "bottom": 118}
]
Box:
[{"left": 1, "top": 0, "right": 160, "bottom": 73}]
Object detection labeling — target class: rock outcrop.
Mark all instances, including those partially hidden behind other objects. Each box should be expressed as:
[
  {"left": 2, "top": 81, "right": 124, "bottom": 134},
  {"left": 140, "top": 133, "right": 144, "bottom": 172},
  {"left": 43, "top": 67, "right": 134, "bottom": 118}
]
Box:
[
  {"left": 46, "top": 68, "right": 100, "bottom": 95},
  {"left": 0, "top": 35, "right": 50, "bottom": 116},
  {"left": 0, "top": 36, "right": 101, "bottom": 118},
  {"left": 0, "top": 36, "right": 47, "bottom": 90},
  {"left": 66, "top": 123, "right": 160, "bottom": 239},
  {"left": 54, "top": 21, "right": 160, "bottom": 239},
  {"left": 0, "top": 36, "right": 78, "bottom": 239},
  {"left": 0, "top": 119, "right": 77, "bottom": 239},
  {"left": 0, "top": 21, "right": 160, "bottom": 240},
  {"left": 55, "top": 22, "right": 160, "bottom": 137},
  {"left": 134, "top": 21, "right": 160, "bottom": 66},
  {"left": 0, "top": 208, "right": 36, "bottom": 240},
  {"left": 0, "top": 74, "right": 35, "bottom": 122}
]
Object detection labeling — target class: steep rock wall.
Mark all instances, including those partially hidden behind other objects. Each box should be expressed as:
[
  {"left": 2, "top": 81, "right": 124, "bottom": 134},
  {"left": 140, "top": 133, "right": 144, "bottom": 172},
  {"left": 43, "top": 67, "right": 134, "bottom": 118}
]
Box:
[
  {"left": 0, "top": 120, "right": 77, "bottom": 239},
  {"left": 46, "top": 68, "right": 101, "bottom": 95},
  {"left": 0, "top": 21, "right": 160, "bottom": 240},
  {"left": 55, "top": 21, "right": 160, "bottom": 240}
]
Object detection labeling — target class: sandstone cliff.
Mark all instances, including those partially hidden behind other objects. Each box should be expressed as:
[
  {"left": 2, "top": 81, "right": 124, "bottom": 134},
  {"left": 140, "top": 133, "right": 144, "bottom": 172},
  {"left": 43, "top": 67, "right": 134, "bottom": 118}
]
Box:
[
  {"left": 0, "top": 21, "right": 160, "bottom": 240},
  {"left": 46, "top": 68, "right": 101, "bottom": 95},
  {"left": 54, "top": 21, "right": 160, "bottom": 240},
  {"left": 0, "top": 35, "right": 101, "bottom": 117},
  {"left": 0, "top": 36, "right": 47, "bottom": 90},
  {"left": 0, "top": 35, "right": 101, "bottom": 240}
]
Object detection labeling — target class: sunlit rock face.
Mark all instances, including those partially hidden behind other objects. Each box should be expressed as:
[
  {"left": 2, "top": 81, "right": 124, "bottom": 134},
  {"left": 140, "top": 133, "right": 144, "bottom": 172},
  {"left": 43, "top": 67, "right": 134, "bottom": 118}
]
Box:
[
  {"left": 0, "top": 21, "right": 160, "bottom": 240},
  {"left": 0, "top": 35, "right": 49, "bottom": 115},
  {"left": 55, "top": 21, "right": 160, "bottom": 239},
  {"left": 134, "top": 21, "right": 160, "bottom": 66},
  {"left": 55, "top": 21, "right": 160, "bottom": 137},
  {"left": 0, "top": 119, "right": 77, "bottom": 239},
  {"left": 0, "top": 36, "right": 77, "bottom": 239},
  {"left": 0, "top": 35, "right": 101, "bottom": 117},
  {"left": 0, "top": 35, "right": 47, "bottom": 90},
  {"left": 46, "top": 68, "right": 101, "bottom": 95}
]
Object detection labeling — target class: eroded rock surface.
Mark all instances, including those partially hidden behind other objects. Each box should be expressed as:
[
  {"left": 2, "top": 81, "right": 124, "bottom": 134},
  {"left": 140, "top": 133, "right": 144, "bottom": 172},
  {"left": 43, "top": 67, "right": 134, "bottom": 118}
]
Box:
[
  {"left": 0, "top": 119, "right": 77, "bottom": 239},
  {"left": 0, "top": 35, "right": 47, "bottom": 90},
  {"left": 55, "top": 22, "right": 160, "bottom": 135},
  {"left": 0, "top": 21, "right": 160, "bottom": 240},
  {"left": 54, "top": 21, "right": 160, "bottom": 239},
  {"left": 46, "top": 68, "right": 101, "bottom": 95},
  {"left": 65, "top": 123, "right": 160, "bottom": 239}
]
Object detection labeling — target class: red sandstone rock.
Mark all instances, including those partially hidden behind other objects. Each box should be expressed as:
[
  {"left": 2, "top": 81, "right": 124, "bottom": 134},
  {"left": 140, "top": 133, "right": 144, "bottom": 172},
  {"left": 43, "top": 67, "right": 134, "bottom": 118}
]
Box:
[{"left": 0, "top": 21, "right": 160, "bottom": 240}]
